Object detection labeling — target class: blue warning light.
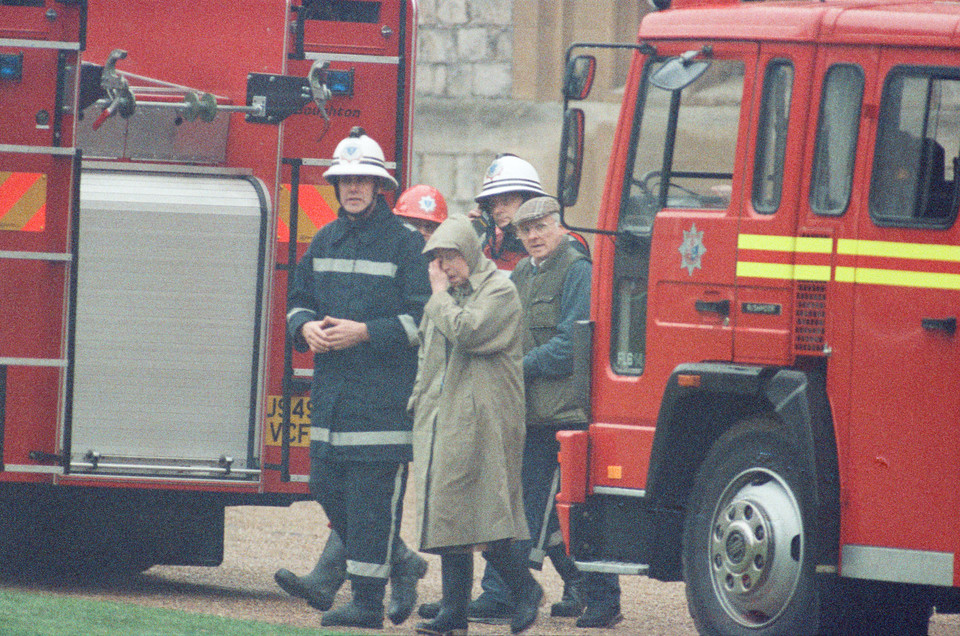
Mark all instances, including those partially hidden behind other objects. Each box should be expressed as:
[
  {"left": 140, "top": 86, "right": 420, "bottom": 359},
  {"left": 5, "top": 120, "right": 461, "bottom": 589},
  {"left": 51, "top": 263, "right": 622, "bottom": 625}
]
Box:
[
  {"left": 0, "top": 53, "right": 23, "bottom": 81},
  {"left": 327, "top": 69, "right": 354, "bottom": 97}
]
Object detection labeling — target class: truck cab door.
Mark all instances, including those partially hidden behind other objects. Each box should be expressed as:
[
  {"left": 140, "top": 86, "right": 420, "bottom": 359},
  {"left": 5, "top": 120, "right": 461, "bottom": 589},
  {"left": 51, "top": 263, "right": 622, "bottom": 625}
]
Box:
[
  {"left": 604, "top": 42, "right": 758, "bottom": 395},
  {"left": 841, "top": 48, "right": 960, "bottom": 583},
  {"left": 638, "top": 44, "right": 759, "bottom": 380},
  {"left": 734, "top": 44, "right": 817, "bottom": 365},
  {"left": 587, "top": 42, "right": 757, "bottom": 492}
]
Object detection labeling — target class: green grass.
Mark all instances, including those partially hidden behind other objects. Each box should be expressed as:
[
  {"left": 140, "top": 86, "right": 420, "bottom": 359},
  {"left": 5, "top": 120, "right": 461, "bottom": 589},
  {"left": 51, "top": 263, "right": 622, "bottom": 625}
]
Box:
[{"left": 0, "top": 589, "right": 350, "bottom": 636}]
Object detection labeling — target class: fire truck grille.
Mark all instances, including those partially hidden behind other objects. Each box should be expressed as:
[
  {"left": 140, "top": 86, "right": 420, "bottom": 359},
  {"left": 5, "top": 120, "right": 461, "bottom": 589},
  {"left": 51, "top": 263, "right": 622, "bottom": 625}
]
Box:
[{"left": 794, "top": 282, "right": 827, "bottom": 354}]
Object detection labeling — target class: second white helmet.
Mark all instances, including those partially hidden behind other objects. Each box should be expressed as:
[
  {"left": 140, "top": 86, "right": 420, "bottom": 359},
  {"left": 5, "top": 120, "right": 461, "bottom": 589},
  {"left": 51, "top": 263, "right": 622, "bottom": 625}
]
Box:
[
  {"left": 475, "top": 154, "right": 549, "bottom": 202},
  {"left": 323, "top": 127, "right": 398, "bottom": 190}
]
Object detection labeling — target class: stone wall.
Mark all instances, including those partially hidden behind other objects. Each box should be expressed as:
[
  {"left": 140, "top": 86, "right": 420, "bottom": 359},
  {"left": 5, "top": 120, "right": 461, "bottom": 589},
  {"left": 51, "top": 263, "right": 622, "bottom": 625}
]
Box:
[
  {"left": 412, "top": 0, "right": 522, "bottom": 216},
  {"left": 409, "top": 0, "right": 644, "bottom": 218}
]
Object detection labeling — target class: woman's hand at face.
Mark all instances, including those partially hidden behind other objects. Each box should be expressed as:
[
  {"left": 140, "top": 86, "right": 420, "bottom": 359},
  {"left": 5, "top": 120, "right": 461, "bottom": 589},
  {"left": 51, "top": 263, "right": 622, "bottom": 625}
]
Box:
[{"left": 428, "top": 258, "right": 450, "bottom": 294}]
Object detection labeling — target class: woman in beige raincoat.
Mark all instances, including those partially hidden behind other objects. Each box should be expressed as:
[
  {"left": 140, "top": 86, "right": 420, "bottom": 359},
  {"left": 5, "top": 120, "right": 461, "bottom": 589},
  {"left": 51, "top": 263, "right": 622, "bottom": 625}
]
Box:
[{"left": 410, "top": 215, "right": 542, "bottom": 636}]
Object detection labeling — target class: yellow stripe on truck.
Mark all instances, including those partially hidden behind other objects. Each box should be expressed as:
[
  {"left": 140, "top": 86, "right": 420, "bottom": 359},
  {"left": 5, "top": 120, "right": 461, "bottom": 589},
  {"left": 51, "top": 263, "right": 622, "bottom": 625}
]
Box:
[{"left": 737, "top": 234, "right": 960, "bottom": 289}]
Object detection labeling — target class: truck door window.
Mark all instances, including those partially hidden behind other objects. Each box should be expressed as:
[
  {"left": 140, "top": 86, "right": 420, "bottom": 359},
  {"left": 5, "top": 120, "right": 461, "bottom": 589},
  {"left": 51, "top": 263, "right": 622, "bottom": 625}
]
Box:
[
  {"left": 870, "top": 68, "right": 960, "bottom": 227},
  {"left": 752, "top": 60, "right": 793, "bottom": 214},
  {"left": 630, "top": 59, "right": 744, "bottom": 214},
  {"left": 611, "top": 57, "right": 745, "bottom": 375},
  {"left": 810, "top": 64, "right": 864, "bottom": 216}
]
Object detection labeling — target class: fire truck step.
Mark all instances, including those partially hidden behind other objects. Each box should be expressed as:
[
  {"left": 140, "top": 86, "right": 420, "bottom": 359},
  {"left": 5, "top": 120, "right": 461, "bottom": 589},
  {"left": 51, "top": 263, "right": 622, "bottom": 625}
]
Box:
[{"left": 574, "top": 561, "right": 650, "bottom": 576}]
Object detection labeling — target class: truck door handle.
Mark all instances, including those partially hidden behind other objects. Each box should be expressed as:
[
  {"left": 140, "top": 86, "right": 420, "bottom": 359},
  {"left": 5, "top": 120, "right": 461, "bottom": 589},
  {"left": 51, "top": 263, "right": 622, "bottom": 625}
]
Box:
[
  {"left": 922, "top": 316, "right": 957, "bottom": 334},
  {"left": 695, "top": 299, "right": 730, "bottom": 316}
]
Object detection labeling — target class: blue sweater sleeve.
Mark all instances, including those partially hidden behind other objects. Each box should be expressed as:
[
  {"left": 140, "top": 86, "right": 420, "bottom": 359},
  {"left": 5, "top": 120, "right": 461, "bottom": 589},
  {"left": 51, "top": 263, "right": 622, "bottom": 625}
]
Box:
[{"left": 523, "top": 259, "right": 592, "bottom": 379}]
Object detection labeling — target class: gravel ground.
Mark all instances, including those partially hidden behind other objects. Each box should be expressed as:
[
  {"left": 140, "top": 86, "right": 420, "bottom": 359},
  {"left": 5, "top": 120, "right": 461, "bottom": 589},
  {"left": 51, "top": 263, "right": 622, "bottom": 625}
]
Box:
[{"left": 4, "top": 493, "right": 960, "bottom": 635}]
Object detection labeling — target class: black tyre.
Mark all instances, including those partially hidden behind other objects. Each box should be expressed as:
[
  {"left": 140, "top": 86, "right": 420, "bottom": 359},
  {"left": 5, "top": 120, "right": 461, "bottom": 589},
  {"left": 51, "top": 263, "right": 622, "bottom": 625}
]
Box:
[{"left": 682, "top": 416, "right": 819, "bottom": 635}]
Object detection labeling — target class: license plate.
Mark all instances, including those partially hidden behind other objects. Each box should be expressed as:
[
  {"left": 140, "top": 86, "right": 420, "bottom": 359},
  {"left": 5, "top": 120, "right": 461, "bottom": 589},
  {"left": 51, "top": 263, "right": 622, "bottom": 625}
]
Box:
[{"left": 264, "top": 395, "right": 311, "bottom": 447}]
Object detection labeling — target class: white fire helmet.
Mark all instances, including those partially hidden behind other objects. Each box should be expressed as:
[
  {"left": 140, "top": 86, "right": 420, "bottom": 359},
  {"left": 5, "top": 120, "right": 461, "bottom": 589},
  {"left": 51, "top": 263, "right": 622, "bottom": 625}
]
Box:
[
  {"left": 475, "top": 154, "right": 549, "bottom": 203},
  {"left": 322, "top": 127, "right": 398, "bottom": 190}
]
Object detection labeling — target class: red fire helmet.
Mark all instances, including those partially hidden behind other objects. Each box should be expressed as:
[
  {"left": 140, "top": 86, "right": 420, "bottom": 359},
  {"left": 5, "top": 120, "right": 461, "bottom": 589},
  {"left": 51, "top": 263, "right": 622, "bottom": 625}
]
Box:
[{"left": 393, "top": 184, "right": 448, "bottom": 224}]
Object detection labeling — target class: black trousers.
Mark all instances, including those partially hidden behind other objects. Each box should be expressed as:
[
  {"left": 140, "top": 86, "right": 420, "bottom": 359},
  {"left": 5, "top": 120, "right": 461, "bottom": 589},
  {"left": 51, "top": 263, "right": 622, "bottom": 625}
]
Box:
[{"left": 310, "top": 457, "right": 408, "bottom": 588}]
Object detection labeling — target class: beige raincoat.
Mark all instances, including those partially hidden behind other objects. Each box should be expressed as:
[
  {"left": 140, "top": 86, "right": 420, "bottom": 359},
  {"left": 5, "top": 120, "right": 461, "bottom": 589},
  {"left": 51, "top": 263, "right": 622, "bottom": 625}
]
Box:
[{"left": 409, "top": 216, "right": 528, "bottom": 552}]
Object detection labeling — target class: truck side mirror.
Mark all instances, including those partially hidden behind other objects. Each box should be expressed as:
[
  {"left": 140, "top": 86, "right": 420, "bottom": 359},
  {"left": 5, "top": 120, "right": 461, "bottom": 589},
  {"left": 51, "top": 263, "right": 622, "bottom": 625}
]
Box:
[
  {"left": 563, "top": 55, "right": 596, "bottom": 101},
  {"left": 650, "top": 48, "right": 711, "bottom": 91},
  {"left": 557, "top": 108, "right": 585, "bottom": 208}
]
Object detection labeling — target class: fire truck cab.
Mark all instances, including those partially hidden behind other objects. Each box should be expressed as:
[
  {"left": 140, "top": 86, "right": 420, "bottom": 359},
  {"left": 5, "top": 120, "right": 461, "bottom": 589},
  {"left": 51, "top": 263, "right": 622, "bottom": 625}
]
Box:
[
  {"left": 555, "top": 0, "right": 960, "bottom": 633},
  {"left": 0, "top": 0, "right": 415, "bottom": 572}
]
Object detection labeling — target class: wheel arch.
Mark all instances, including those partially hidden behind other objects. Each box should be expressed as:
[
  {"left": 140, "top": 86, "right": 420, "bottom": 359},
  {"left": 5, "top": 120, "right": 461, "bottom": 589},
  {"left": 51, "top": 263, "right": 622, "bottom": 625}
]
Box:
[{"left": 643, "top": 362, "right": 839, "bottom": 581}]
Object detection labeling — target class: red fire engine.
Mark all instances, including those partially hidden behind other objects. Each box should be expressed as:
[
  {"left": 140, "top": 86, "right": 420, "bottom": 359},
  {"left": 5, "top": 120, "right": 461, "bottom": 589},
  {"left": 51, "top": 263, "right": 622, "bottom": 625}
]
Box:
[
  {"left": 0, "top": 0, "right": 415, "bottom": 571},
  {"left": 554, "top": 0, "right": 960, "bottom": 633}
]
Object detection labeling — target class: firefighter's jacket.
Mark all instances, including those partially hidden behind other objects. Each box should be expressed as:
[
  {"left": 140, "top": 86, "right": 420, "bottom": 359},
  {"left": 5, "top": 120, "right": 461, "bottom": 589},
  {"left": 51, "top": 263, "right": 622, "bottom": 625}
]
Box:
[
  {"left": 409, "top": 216, "right": 529, "bottom": 551},
  {"left": 287, "top": 198, "right": 430, "bottom": 463}
]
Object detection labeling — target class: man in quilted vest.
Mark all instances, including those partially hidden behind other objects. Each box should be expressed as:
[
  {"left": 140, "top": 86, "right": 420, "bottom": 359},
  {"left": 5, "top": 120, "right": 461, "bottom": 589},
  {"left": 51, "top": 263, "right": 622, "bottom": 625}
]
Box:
[{"left": 480, "top": 196, "right": 623, "bottom": 629}]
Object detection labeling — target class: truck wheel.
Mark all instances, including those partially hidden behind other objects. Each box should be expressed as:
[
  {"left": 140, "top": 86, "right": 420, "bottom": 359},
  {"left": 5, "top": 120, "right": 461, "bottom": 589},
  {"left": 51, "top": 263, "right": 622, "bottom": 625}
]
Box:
[{"left": 682, "top": 416, "right": 819, "bottom": 635}]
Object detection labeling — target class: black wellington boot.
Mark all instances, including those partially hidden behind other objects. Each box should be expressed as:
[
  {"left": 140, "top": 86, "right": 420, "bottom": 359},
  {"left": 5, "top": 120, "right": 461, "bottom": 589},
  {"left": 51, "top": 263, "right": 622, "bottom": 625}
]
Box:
[
  {"left": 387, "top": 540, "right": 429, "bottom": 625},
  {"left": 483, "top": 541, "right": 543, "bottom": 634},
  {"left": 274, "top": 529, "right": 347, "bottom": 611},
  {"left": 416, "top": 552, "right": 472, "bottom": 636},
  {"left": 546, "top": 544, "right": 585, "bottom": 617},
  {"left": 321, "top": 575, "right": 385, "bottom": 629}
]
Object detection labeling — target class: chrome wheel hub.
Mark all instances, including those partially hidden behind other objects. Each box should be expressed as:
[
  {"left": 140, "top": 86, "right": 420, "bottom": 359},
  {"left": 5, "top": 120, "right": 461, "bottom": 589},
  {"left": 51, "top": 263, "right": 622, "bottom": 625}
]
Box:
[{"left": 708, "top": 468, "right": 804, "bottom": 628}]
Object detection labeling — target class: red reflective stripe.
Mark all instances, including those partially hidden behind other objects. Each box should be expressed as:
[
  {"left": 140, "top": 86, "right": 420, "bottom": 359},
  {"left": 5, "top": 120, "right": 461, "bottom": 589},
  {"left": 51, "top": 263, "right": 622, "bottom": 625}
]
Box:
[
  {"left": 296, "top": 184, "right": 335, "bottom": 229},
  {"left": 276, "top": 216, "right": 290, "bottom": 243},
  {"left": 21, "top": 202, "right": 46, "bottom": 231},
  {"left": 0, "top": 172, "right": 39, "bottom": 214}
]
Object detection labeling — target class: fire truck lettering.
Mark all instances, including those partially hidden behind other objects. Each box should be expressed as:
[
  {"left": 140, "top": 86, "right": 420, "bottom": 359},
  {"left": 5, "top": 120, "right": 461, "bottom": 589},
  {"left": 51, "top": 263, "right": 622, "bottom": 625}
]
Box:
[
  {"left": 269, "top": 420, "right": 282, "bottom": 443},
  {"left": 298, "top": 105, "right": 362, "bottom": 118},
  {"left": 742, "top": 302, "right": 781, "bottom": 316},
  {"left": 267, "top": 420, "right": 310, "bottom": 445}
]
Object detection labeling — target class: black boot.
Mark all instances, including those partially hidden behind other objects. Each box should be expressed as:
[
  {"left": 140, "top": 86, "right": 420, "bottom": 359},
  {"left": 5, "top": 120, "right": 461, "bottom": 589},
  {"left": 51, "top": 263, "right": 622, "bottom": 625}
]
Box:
[
  {"left": 416, "top": 552, "right": 472, "bottom": 636},
  {"left": 321, "top": 576, "right": 385, "bottom": 629},
  {"left": 418, "top": 601, "right": 441, "bottom": 619},
  {"left": 387, "top": 540, "right": 429, "bottom": 625},
  {"left": 483, "top": 542, "right": 543, "bottom": 634},
  {"left": 576, "top": 604, "right": 623, "bottom": 628},
  {"left": 274, "top": 529, "right": 347, "bottom": 611},
  {"left": 551, "top": 577, "right": 586, "bottom": 617},
  {"left": 546, "top": 544, "right": 585, "bottom": 617}
]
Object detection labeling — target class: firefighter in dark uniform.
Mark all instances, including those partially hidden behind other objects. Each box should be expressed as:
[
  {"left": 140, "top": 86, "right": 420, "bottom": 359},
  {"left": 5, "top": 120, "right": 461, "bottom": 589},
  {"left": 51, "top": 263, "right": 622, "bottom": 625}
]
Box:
[{"left": 282, "top": 127, "right": 431, "bottom": 629}]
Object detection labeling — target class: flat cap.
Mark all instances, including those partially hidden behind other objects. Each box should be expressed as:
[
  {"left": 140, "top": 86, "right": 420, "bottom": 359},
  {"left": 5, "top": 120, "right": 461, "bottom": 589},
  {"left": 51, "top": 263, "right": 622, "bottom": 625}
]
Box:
[{"left": 512, "top": 196, "right": 559, "bottom": 226}]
